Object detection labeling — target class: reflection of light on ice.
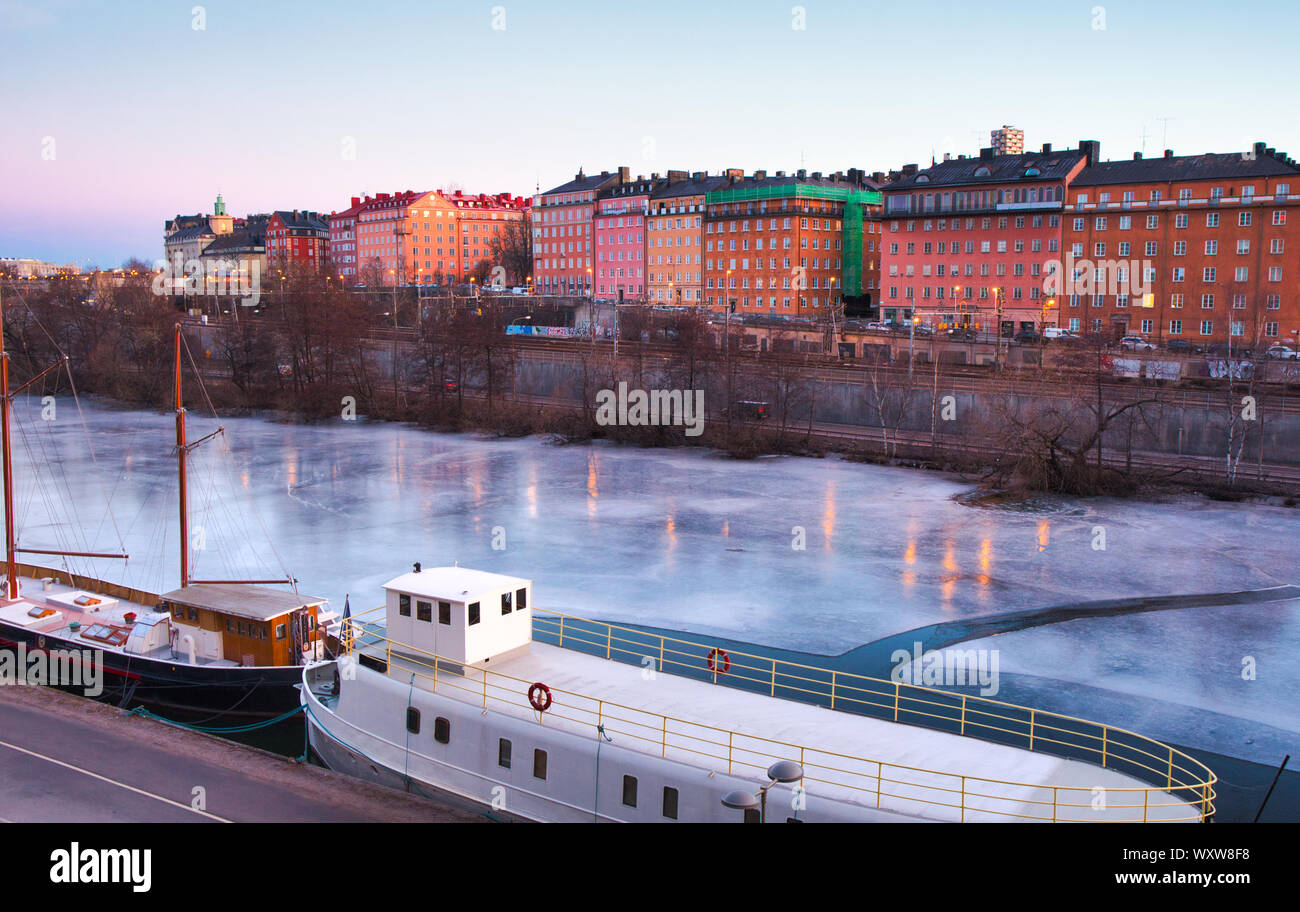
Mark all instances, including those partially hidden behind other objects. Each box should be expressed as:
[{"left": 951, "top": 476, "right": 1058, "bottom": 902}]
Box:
[
  {"left": 822, "top": 480, "right": 835, "bottom": 551},
  {"left": 1036, "top": 520, "right": 1050, "bottom": 553}
]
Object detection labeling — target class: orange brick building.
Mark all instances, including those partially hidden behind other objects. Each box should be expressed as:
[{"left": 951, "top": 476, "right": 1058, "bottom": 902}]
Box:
[
  {"left": 1062, "top": 143, "right": 1300, "bottom": 348},
  {"left": 647, "top": 171, "right": 730, "bottom": 305},
  {"left": 352, "top": 189, "right": 530, "bottom": 286},
  {"left": 704, "top": 169, "right": 882, "bottom": 318}
]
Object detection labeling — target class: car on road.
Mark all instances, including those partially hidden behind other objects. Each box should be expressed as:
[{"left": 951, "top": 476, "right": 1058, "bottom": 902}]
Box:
[
  {"left": 864, "top": 321, "right": 893, "bottom": 332},
  {"left": 1014, "top": 330, "right": 1042, "bottom": 344},
  {"left": 1206, "top": 342, "right": 1253, "bottom": 357},
  {"left": 947, "top": 327, "right": 978, "bottom": 340},
  {"left": 1265, "top": 345, "right": 1299, "bottom": 360},
  {"left": 1165, "top": 339, "right": 1194, "bottom": 353},
  {"left": 443, "top": 378, "right": 460, "bottom": 392},
  {"left": 1117, "top": 336, "right": 1156, "bottom": 351},
  {"left": 727, "top": 400, "right": 770, "bottom": 421}
]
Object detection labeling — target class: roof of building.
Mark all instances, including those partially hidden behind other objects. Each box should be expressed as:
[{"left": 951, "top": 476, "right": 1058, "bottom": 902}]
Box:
[
  {"left": 384, "top": 566, "right": 531, "bottom": 602},
  {"left": 1071, "top": 147, "right": 1300, "bottom": 186},
  {"left": 441, "top": 190, "right": 531, "bottom": 211},
  {"left": 203, "top": 216, "right": 268, "bottom": 254},
  {"left": 271, "top": 210, "right": 330, "bottom": 232},
  {"left": 886, "top": 149, "right": 1088, "bottom": 191},
  {"left": 539, "top": 169, "right": 624, "bottom": 197},
  {"left": 165, "top": 222, "right": 216, "bottom": 243},
  {"left": 651, "top": 174, "right": 733, "bottom": 200},
  {"left": 161, "top": 584, "right": 326, "bottom": 621}
]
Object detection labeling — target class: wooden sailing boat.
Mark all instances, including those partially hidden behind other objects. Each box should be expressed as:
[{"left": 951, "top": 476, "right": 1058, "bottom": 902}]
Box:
[{"left": 0, "top": 290, "right": 331, "bottom": 720}]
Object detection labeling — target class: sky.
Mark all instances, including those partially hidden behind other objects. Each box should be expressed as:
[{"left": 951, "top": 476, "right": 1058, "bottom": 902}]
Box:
[{"left": 2, "top": 0, "right": 1298, "bottom": 266}]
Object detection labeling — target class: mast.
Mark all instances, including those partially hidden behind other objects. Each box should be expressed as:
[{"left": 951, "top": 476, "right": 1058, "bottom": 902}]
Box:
[
  {"left": 1, "top": 288, "right": 17, "bottom": 599},
  {"left": 175, "top": 323, "right": 189, "bottom": 588}
]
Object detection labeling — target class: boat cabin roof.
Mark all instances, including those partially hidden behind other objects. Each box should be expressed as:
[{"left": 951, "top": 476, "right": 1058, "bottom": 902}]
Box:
[
  {"left": 160, "top": 584, "right": 325, "bottom": 622},
  {"left": 383, "top": 566, "right": 530, "bottom": 603}
]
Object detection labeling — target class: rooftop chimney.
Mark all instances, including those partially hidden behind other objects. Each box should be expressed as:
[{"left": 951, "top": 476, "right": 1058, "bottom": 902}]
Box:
[
  {"left": 1078, "top": 140, "right": 1101, "bottom": 166},
  {"left": 1164, "top": 149, "right": 1174, "bottom": 158},
  {"left": 617, "top": 166, "right": 631, "bottom": 183},
  {"left": 754, "top": 170, "right": 767, "bottom": 180},
  {"left": 979, "top": 147, "right": 994, "bottom": 160},
  {"left": 1041, "top": 143, "right": 1052, "bottom": 154},
  {"left": 1133, "top": 152, "right": 1143, "bottom": 160}
]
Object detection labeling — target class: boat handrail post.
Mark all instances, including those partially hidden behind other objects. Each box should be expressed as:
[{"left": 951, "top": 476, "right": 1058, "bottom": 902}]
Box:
[
  {"left": 1029, "top": 709, "right": 1036, "bottom": 749},
  {"left": 482, "top": 670, "right": 488, "bottom": 710},
  {"left": 1144, "top": 788, "right": 1150, "bottom": 823},
  {"left": 1052, "top": 786, "right": 1058, "bottom": 823},
  {"left": 960, "top": 695, "right": 966, "bottom": 735},
  {"left": 727, "top": 731, "right": 734, "bottom": 774},
  {"left": 1167, "top": 746, "right": 1174, "bottom": 789},
  {"left": 558, "top": 614, "right": 565, "bottom": 646},
  {"left": 876, "top": 762, "right": 883, "bottom": 808},
  {"left": 770, "top": 660, "right": 776, "bottom": 697},
  {"left": 829, "top": 669, "right": 835, "bottom": 709},
  {"left": 660, "top": 716, "right": 667, "bottom": 758},
  {"left": 605, "top": 625, "right": 612, "bottom": 659},
  {"left": 961, "top": 776, "right": 967, "bottom": 823},
  {"left": 893, "top": 681, "right": 900, "bottom": 722},
  {"left": 658, "top": 636, "right": 664, "bottom": 673},
  {"left": 1102, "top": 726, "right": 1108, "bottom": 767}
]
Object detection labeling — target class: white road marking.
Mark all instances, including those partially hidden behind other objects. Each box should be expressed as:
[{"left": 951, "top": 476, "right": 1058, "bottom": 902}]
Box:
[{"left": 0, "top": 736, "right": 230, "bottom": 822}]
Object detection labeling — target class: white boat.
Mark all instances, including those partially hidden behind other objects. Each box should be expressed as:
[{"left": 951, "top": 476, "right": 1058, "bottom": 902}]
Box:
[{"left": 302, "top": 564, "right": 1217, "bottom": 823}]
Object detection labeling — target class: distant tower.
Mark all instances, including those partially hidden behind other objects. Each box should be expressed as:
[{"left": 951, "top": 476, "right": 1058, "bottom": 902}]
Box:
[
  {"left": 990, "top": 125, "right": 1024, "bottom": 156},
  {"left": 214, "top": 193, "right": 227, "bottom": 216}
]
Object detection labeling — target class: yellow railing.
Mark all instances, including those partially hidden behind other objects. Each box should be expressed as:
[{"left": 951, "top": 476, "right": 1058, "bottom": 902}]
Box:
[{"left": 340, "top": 607, "right": 1215, "bottom": 822}]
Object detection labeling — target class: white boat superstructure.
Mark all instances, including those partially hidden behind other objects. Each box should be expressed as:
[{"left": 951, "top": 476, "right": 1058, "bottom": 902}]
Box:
[{"left": 302, "top": 565, "right": 1217, "bottom": 823}]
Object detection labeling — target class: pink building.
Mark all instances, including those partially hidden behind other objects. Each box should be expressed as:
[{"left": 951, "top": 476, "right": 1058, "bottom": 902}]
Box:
[
  {"left": 329, "top": 196, "right": 364, "bottom": 281},
  {"left": 594, "top": 175, "right": 661, "bottom": 301}
]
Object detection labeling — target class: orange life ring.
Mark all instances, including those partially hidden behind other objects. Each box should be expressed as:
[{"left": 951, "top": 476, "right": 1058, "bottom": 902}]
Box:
[
  {"left": 707, "top": 648, "right": 731, "bottom": 674},
  {"left": 528, "top": 682, "right": 552, "bottom": 712}
]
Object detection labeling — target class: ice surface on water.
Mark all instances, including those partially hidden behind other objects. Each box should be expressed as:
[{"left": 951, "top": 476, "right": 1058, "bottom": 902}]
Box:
[{"left": 10, "top": 397, "right": 1299, "bottom": 751}]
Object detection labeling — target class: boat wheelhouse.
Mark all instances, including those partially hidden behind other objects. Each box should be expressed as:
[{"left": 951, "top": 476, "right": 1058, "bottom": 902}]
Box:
[{"left": 161, "top": 584, "right": 326, "bottom": 668}]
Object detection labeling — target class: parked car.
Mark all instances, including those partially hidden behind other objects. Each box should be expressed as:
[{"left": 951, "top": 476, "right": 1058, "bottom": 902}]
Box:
[
  {"left": 729, "top": 400, "right": 770, "bottom": 421},
  {"left": 1014, "top": 330, "right": 1042, "bottom": 344},
  {"left": 442, "top": 378, "right": 459, "bottom": 392},
  {"left": 277, "top": 363, "right": 293, "bottom": 378},
  {"left": 1206, "top": 342, "right": 1253, "bottom": 357},
  {"left": 1265, "top": 345, "right": 1299, "bottom": 360},
  {"left": 1117, "top": 336, "right": 1156, "bottom": 352},
  {"left": 864, "top": 321, "right": 893, "bottom": 332},
  {"left": 1165, "top": 339, "right": 1194, "bottom": 353},
  {"left": 1043, "top": 327, "right": 1074, "bottom": 339},
  {"left": 948, "top": 327, "right": 978, "bottom": 340}
]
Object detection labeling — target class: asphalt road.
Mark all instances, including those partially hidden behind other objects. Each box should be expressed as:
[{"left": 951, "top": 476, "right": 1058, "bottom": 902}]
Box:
[{"left": 0, "top": 685, "right": 485, "bottom": 823}]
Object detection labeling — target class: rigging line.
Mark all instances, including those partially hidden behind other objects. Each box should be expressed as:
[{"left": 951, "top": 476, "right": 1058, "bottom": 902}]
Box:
[
  {"left": 62, "top": 360, "right": 129, "bottom": 559},
  {"left": 14, "top": 415, "right": 82, "bottom": 577},
  {"left": 26, "top": 379, "right": 98, "bottom": 575}
]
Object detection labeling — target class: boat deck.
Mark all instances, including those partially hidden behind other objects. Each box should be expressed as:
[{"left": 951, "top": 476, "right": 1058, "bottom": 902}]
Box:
[{"left": 375, "top": 642, "right": 1202, "bottom": 822}]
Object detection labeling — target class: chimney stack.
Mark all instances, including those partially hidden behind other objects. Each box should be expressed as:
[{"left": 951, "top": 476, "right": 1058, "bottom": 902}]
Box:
[{"left": 1164, "top": 149, "right": 1174, "bottom": 158}]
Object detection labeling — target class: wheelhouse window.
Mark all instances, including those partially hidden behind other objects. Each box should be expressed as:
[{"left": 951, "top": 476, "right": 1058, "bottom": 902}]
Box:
[
  {"left": 468, "top": 602, "right": 480, "bottom": 626},
  {"left": 275, "top": 623, "right": 286, "bottom": 641},
  {"left": 406, "top": 708, "right": 420, "bottom": 733},
  {"left": 416, "top": 600, "right": 432, "bottom": 622},
  {"left": 434, "top": 717, "right": 450, "bottom": 744},
  {"left": 516, "top": 588, "right": 527, "bottom": 611},
  {"left": 399, "top": 594, "right": 411, "bottom": 617},
  {"left": 622, "top": 775, "right": 638, "bottom": 808},
  {"left": 438, "top": 601, "right": 451, "bottom": 625},
  {"left": 501, "top": 592, "right": 512, "bottom": 615},
  {"left": 533, "top": 749, "right": 547, "bottom": 780},
  {"left": 498, "top": 738, "right": 512, "bottom": 769}
]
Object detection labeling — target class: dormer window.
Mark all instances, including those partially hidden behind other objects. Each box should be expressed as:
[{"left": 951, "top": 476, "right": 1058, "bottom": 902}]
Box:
[
  {"left": 974, "top": 166, "right": 992, "bottom": 178},
  {"left": 914, "top": 175, "right": 930, "bottom": 183},
  {"left": 1024, "top": 167, "right": 1041, "bottom": 177}
]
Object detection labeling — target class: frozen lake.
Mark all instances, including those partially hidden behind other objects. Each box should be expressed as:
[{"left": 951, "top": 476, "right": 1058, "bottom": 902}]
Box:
[{"left": 9, "top": 396, "right": 1299, "bottom": 762}]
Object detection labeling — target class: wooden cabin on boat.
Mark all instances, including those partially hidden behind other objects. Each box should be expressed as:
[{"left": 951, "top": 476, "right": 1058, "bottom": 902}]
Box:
[{"left": 160, "top": 584, "right": 325, "bottom": 667}]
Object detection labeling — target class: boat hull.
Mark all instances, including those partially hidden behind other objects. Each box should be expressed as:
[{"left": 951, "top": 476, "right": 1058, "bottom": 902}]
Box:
[{"left": 0, "top": 621, "right": 306, "bottom": 720}]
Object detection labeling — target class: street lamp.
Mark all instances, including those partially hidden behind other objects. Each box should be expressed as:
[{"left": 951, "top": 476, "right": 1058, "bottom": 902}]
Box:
[{"left": 719, "top": 760, "right": 805, "bottom": 823}]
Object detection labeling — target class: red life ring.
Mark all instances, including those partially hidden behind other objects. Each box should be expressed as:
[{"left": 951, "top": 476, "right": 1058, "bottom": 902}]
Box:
[
  {"left": 707, "top": 648, "right": 731, "bottom": 674},
  {"left": 528, "top": 682, "right": 553, "bottom": 712}
]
